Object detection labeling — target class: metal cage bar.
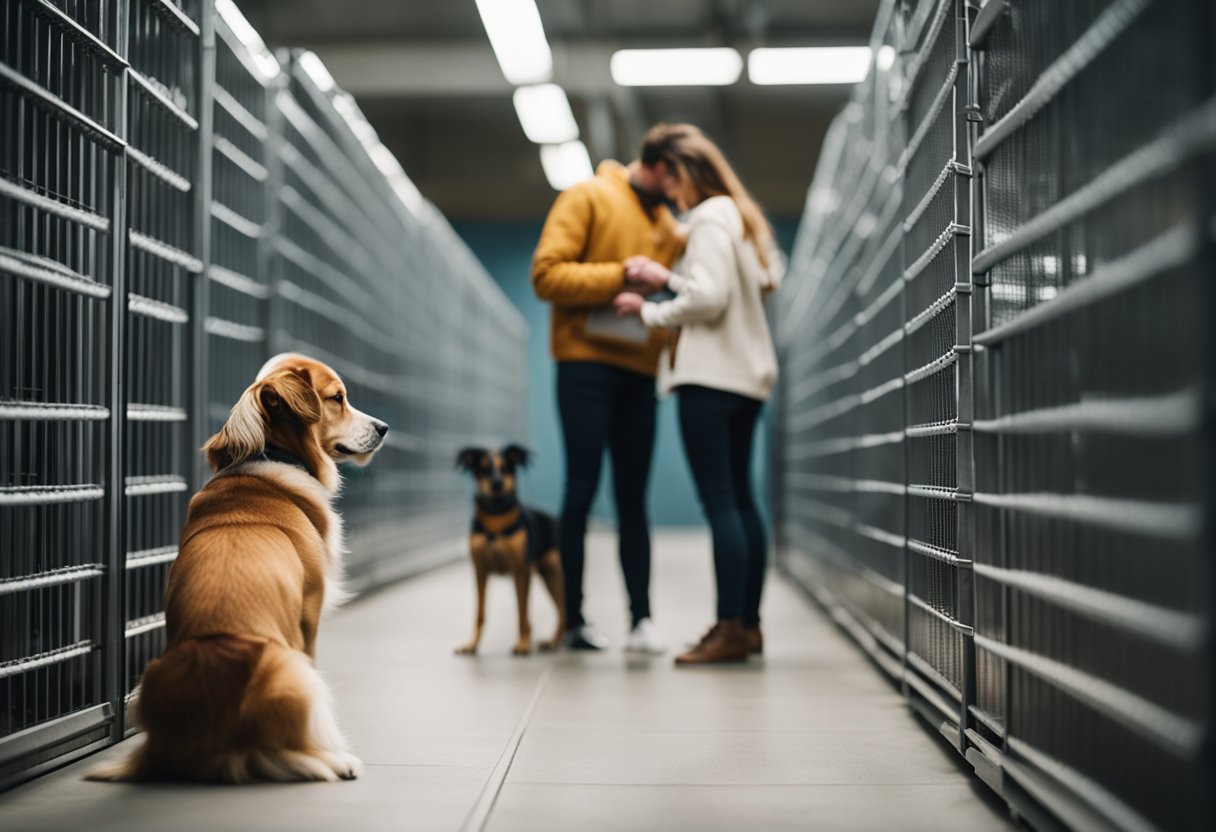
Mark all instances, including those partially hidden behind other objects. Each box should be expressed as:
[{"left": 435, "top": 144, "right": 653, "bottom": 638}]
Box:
[
  {"left": 775, "top": 0, "right": 908, "bottom": 680},
  {"left": 774, "top": 0, "right": 1216, "bottom": 828},
  {"left": 0, "top": 0, "right": 526, "bottom": 789}
]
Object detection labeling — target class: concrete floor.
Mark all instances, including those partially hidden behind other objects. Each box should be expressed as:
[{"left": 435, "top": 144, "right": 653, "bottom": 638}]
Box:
[{"left": 0, "top": 531, "right": 1014, "bottom": 831}]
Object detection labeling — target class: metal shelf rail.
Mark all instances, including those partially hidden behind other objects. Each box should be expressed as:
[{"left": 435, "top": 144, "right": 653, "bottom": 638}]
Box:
[
  {"left": 0, "top": 0, "right": 526, "bottom": 790},
  {"left": 774, "top": 0, "right": 1215, "bottom": 829}
]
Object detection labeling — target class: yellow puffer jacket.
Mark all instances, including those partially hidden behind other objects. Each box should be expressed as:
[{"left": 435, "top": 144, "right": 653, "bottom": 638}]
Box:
[{"left": 532, "top": 160, "right": 684, "bottom": 378}]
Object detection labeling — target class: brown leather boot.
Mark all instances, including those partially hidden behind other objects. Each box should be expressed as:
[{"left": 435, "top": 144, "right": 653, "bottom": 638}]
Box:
[
  {"left": 744, "top": 625, "right": 763, "bottom": 655},
  {"left": 675, "top": 619, "right": 749, "bottom": 665}
]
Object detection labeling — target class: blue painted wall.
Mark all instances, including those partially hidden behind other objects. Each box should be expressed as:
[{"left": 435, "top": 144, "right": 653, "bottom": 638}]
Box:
[{"left": 454, "top": 217, "right": 798, "bottom": 528}]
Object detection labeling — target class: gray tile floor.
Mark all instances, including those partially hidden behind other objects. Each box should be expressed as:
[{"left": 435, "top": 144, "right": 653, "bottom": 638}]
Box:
[{"left": 0, "top": 531, "right": 1014, "bottom": 831}]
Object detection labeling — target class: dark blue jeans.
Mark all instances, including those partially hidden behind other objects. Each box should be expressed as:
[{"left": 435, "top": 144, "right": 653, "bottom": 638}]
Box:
[
  {"left": 677, "top": 385, "right": 765, "bottom": 624},
  {"left": 556, "top": 361, "right": 657, "bottom": 630}
]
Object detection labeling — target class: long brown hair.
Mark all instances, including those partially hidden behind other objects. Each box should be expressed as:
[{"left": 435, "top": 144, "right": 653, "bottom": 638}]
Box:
[{"left": 640, "top": 123, "right": 775, "bottom": 268}]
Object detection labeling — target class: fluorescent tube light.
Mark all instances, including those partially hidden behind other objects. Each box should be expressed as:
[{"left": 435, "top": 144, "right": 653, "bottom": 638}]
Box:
[
  {"left": 610, "top": 48, "right": 743, "bottom": 86},
  {"left": 748, "top": 47, "right": 872, "bottom": 85},
  {"left": 540, "top": 141, "right": 594, "bottom": 191},
  {"left": 513, "top": 84, "right": 579, "bottom": 144},
  {"left": 474, "top": 0, "right": 553, "bottom": 85}
]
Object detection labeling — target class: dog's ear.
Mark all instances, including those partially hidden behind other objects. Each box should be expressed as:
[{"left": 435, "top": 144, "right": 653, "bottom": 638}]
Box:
[
  {"left": 456, "top": 447, "right": 486, "bottom": 472},
  {"left": 258, "top": 369, "right": 321, "bottom": 426},
  {"left": 502, "top": 444, "right": 532, "bottom": 468},
  {"left": 202, "top": 371, "right": 320, "bottom": 473},
  {"left": 203, "top": 385, "right": 268, "bottom": 472}
]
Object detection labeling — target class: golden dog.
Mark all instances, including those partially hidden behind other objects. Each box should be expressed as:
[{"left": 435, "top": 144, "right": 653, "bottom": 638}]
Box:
[{"left": 87, "top": 353, "right": 387, "bottom": 783}]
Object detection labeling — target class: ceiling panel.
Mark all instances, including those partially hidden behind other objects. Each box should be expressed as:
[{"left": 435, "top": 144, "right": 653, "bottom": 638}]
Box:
[{"left": 238, "top": 0, "right": 878, "bottom": 221}]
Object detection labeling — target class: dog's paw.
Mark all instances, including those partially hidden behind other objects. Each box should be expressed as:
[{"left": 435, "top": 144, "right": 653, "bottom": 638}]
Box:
[
  {"left": 454, "top": 642, "right": 479, "bottom": 656},
  {"left": 84, "top": 758, "right": 133, "bottom": 782},
  {"left": 537, "top": 638, "right": 560, "bottom": 652},
  {"left": 329, "top": 751, "right": 363, "bottom": 781},
  {"left": 512, "top": 641, "right": 532, "bottom": 656}
]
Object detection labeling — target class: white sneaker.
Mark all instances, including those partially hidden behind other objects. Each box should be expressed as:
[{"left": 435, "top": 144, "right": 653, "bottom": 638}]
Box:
[{"left": 624, "top": 617, "right": 666, "bottom": 654}]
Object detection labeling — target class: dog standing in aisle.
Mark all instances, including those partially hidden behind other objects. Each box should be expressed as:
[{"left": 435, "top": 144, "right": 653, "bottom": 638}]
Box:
[
  {"left": 87, "top": 353, "right": 387, "bottom": 784},
  {"left": 454, "top": 446, "right": 565, "bottom": 655}
]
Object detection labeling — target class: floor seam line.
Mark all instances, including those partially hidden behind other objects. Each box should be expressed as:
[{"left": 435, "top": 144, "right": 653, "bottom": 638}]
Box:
[
  {"left": 458, "top": 659, "right": 557, "bottom": 832},
  {"left": 502, "top": 781, "right": 976, "bottom": 787}
]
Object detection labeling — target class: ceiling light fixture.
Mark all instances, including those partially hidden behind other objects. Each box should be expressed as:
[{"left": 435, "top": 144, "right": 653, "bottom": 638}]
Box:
[
  {"left": 474, "top": 0, "right": 553, "bottom": 85},
  {"left": 610, "top": 48, "right": 743, "bottom": 86},
  {"left": 748, "top": 47, "right": 872, "bottom": 85},
  {"left": 540, "top": 141, "right": 594, "bottom": 191},
  {"left": 513, "top": 84, "right": 580, "bottom": 144}
]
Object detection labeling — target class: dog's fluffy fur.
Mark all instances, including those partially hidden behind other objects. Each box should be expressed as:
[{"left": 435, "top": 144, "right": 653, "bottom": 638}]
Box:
[{"left": 87, "top": 354, "right": 387, "bottom": 784}]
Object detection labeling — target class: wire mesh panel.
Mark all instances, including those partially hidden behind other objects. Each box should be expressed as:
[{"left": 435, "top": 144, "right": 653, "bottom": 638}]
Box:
[
  {"left": 0, "top": 0, "right": 126, "bottom": 782},
  {"left": 120, "top": 0, "right": 202, "bottom": 711},
  {"left": 969, "top": 0, "right": 1215, "bottom": 828},
  {"left": 776, "top": 0, "right": 1215, "bottom": 827},
  {"left": 1, "top": 0, "right": 526, "bottom": 789},
  {"left": 774, "top": 0, "right": 907, "bottom": 676},
  {"left": 203, "top": 1, "right": 275, "bottom": 438},
  {"left": 271, "top": 55, "right": 527, "bottom": 592},
  {"left": 898, "top": 0, "right": 973, "bottom": 732}
]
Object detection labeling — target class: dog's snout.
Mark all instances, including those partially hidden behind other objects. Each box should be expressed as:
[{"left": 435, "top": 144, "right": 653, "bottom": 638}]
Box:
[
  {"left": 373, "top": 420, "right": 388, "bottom": 437},
  {"left": 491, "top": 478, "right": 505, "bottom": 494}
]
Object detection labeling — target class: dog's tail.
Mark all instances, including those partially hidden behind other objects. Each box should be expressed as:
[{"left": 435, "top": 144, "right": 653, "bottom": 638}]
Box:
[{"left": 85, "top": 635, "right": 360, "bottom": 784}]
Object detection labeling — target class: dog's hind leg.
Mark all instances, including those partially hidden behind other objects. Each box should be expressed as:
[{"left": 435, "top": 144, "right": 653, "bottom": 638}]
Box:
[
  {"left": 241, "top": 644, "right": 362, "bottom": 782},
  {"left": 455, "top": 559, "right": 488, "bottom": 655},
  {"left": 297, "top": 653, "right": 362, "bottom": 780},
  {"left": 536, "top": 547, "right": 565, "bottom": 652},
  {"left": 84, "top": 744, "right": 149, "bottom": 782},
  {"left": 512, "top": 566, "right": 533, "bottom": 656}
]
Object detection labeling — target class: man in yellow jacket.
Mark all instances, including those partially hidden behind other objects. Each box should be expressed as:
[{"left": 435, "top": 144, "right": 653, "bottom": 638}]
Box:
[{"left": 532, "top": 128, "right": 687, "bottom": 651}]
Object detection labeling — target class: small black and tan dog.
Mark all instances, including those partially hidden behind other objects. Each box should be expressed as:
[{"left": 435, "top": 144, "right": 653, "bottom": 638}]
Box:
[{"left": 454, "top": 445, "right": 564, "bottom": 655}]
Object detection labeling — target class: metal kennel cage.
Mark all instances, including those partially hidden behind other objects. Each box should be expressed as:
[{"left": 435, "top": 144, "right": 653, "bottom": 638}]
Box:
[
  {"left": 0, "top": 0, "right": 526, "bottom": 790},
  {"left": 773, "top": 0, "right": 1216, "bottom": 829}
]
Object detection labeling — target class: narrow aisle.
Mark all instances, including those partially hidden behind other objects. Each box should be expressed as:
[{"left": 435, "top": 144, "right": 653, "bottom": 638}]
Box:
[
  {"left": 0, "top": 532, "right": 1012, "bottom": 831},
  {"left": 485, "top": 531, "right": 1012, "bottom": 831}
]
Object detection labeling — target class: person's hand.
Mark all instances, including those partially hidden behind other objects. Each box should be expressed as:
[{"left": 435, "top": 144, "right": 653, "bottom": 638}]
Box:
[
  {"left": 613, "top": 292, "right": 645, "bottom": 318},
  {"left": 623, "top": 256, "right": 670, "bottom": 294}
]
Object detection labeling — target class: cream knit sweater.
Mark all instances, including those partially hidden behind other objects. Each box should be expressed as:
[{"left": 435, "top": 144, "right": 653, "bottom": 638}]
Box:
[{"left": 640, "top": 196, "right": 783, "bottom": 401}]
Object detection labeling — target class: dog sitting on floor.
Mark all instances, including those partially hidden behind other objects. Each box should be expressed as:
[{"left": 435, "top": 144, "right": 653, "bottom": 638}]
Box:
[
  {"left": 454, "top": 445, "right": 564, "bottom": 655},
  {"left": 86, "top": 353, "right": 387, "bottom": 784}
]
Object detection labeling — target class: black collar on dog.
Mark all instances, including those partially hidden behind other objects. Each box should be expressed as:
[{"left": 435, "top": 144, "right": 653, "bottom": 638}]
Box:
[
  {"left": 473, "top": 493, "right": 525, "bottom": 540},
  {"left": 472, "top": 514, "right": 526, "bottom": 540},
  {"left": 257, "top": 445, "right": 315, "bottom": 479}
]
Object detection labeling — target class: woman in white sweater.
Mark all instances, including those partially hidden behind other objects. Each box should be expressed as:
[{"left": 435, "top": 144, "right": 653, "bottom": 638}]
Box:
[{"left": 614, "top": 125, "right": 782, "bottom": 665}]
